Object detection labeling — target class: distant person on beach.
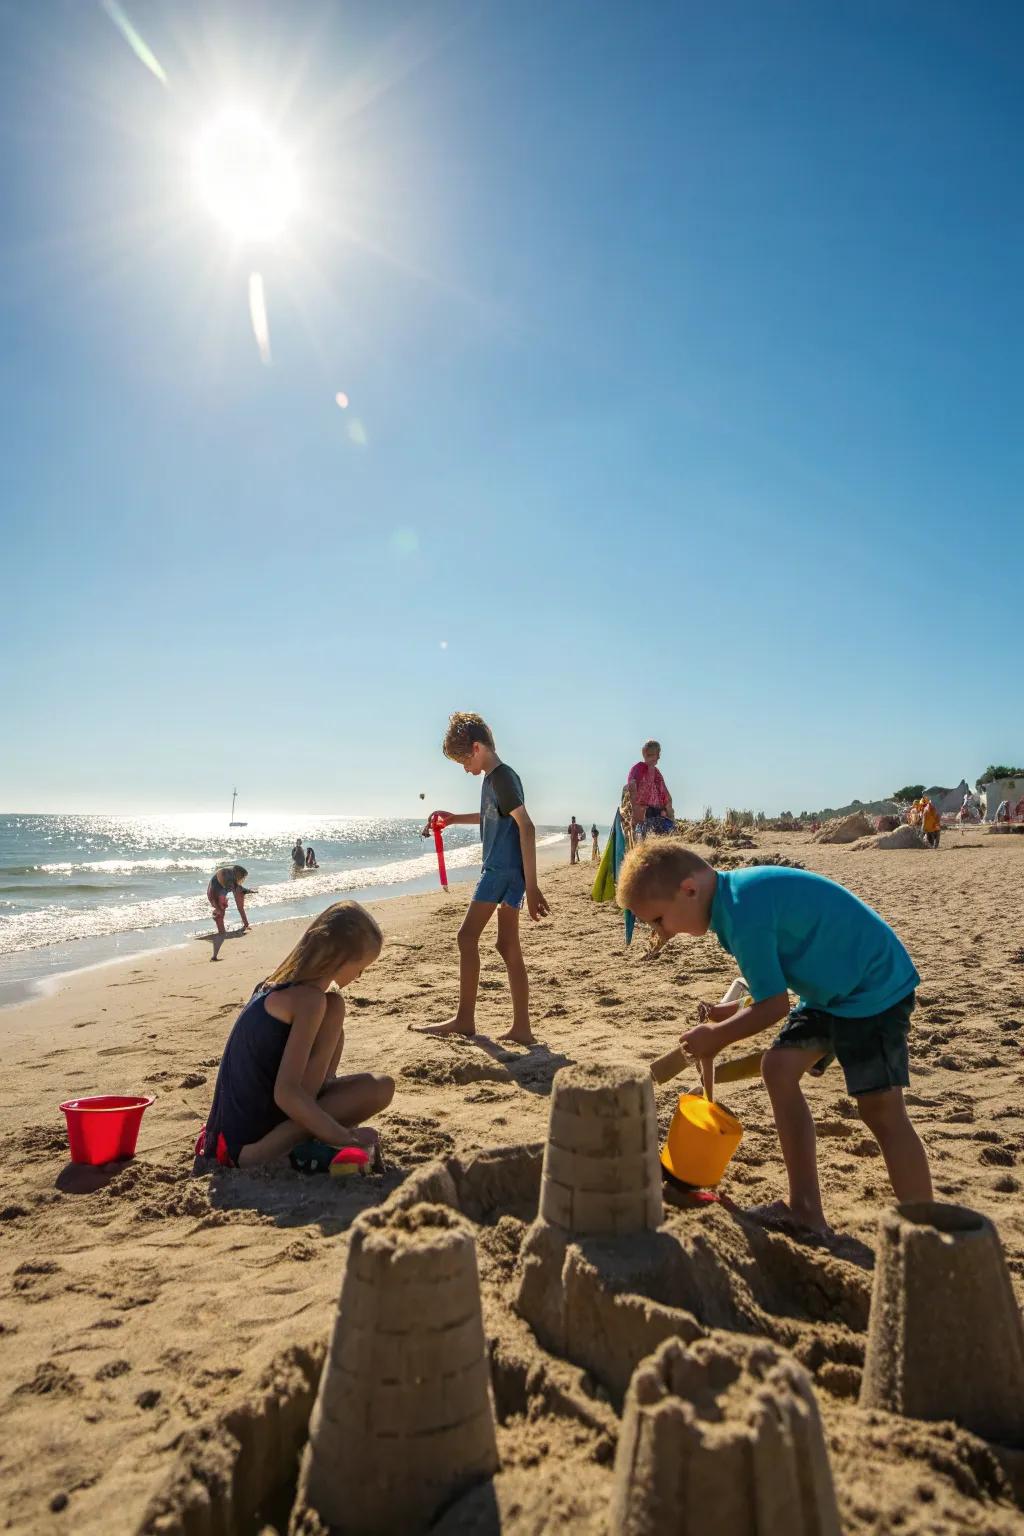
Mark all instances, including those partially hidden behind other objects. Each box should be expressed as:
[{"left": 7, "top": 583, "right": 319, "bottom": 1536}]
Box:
[
  {"left": 195, "top": 902, "right": 394, "bottom": 1169},
  {"left": 920, "top": 798, "right": 941, "bottom": 849},
  {"left": 305, "top": 846, "right": 318, "bottom": 869},
  {"left": 206, "top": 865, "right": 252, "bottom": 959},
  {"left": 414, "top": 711, "right": 549, "bottom": 1045},
  {"left": 591, "top": 824, "right": 600, "bottom": 861},
  {"left": 626, "top": 740, "right": 674, "bottom": 834},
  {"left": 292, "top": 839, "right": 305, "bottom": 870},
  {"left": 567, "top": 816, "right": 584, "bottom": 863},
  {"left": 617, "top": 842, "right": 933, "bottom": 1236}
]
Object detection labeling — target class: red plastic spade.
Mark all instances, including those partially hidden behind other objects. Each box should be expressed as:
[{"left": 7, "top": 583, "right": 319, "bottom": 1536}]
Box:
[{"left": 429, "top": 813, "right": 449, "bottom": 890}]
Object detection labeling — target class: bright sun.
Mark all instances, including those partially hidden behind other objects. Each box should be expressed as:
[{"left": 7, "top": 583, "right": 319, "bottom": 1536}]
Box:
[{"left": 194, "top": 108, "right": 300, "bottom": 244}]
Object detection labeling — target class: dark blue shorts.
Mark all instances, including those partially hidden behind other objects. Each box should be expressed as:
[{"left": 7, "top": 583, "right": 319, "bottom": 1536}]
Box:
[
  {"left": 473, "top": 868, "right": 526, "bottom": 908},
  {"left": 770, "top": 992, "right": 916, "bottom": 1096}
]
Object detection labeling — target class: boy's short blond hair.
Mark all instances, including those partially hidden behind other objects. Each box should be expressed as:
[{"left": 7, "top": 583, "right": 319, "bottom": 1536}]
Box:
[
  {"left": 442, "top": 711, "right": 495, "bottom": 761},
  {"left": 642, "top": 738, "right": 661, "bottom": 754},
  {"left": 616, "top": 839, "right": 711, "bottom": 908}
]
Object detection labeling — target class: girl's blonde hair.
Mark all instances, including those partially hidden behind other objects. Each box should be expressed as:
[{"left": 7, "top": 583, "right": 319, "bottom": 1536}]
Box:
[{"left": 264, "top": 901, "right": 383, "bottom": 987}]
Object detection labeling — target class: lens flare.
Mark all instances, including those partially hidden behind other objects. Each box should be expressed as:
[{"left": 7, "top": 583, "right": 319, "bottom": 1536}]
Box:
[{"left": 248, "top": 272, "right": 271, "bottom": 364}]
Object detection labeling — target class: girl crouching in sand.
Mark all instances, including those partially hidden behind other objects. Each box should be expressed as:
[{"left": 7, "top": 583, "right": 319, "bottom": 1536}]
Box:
[{"left": 196, "top": 902, "right": 395, "bottom": 1170}]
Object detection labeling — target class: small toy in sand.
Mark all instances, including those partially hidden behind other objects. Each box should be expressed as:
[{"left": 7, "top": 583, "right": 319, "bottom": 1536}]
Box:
[
  {"left": 329, "top": 1146, "right": 370, "bottom": 1179},
  {"left": 290, "top": 1140, "right": 377, "bottom": 1176}
]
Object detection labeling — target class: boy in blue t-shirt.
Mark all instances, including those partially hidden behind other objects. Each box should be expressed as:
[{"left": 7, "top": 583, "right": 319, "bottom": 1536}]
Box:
[
  {"left": 617, "top": 841, "right": 933, "bottom": 1234},
  {"left": 415, "top": 712, "right": 549, "bottom": 1045}
]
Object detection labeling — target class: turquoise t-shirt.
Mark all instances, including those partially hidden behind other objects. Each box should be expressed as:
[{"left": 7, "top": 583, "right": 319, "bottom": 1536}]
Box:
[{"left": 709, "top": 867, "right": 919, "bottom": 1019}]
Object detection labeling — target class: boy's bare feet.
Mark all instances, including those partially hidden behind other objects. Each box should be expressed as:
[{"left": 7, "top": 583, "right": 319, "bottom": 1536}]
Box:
[
  {"left": 410, "top": 1018, "right": 476, "bottom": 1037},
  {"left": 498, "top": 1028, "right": 535, "bottom": 1046},
  {"left": 744, "top": 1199, "right": 833, "bottom": 1238}
]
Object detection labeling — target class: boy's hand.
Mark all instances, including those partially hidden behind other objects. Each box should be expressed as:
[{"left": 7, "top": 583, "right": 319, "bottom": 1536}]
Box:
[
  {"left": 526, "top": 884, "right": 550, "bottom": 921},
  {"left": 697, "top": 1000, "right": 740, "bottom": 1024},
  {"left": 421, "top": 811, "right": 452, "bottom": 835},
  {"left": 680, "top": 1022, "right": 721, "bottom": 1060}
]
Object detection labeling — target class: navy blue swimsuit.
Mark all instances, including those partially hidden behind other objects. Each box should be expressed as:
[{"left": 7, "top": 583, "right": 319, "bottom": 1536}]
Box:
[{"left": 204, "top": 982, "right": 297, "bottom": 1165}]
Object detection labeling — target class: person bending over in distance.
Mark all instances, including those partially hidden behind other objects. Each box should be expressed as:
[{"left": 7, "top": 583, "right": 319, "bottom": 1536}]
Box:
[
  {"left": 415, "top": 711, "right": 549, "bottom": 1045},
  {"left": 206, "top": 864, "right": 253, "bottom": 959},
  {"left": 305, "top": 846, "right": 319, "bottom": 869},
  {"left": 616, "top": 841, "right": 933, "bottom": 1236},
  {"left": 195, "top": 901, "right": 394, "bottom": 1169}
]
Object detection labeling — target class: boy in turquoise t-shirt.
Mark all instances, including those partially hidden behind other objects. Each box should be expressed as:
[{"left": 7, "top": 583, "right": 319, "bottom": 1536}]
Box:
[{"left": 617, "top": 842, "right": 933, "bottom": 1234}]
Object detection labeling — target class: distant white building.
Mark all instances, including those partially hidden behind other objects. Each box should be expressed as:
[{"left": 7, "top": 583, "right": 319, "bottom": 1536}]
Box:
[{"left": 981, "top": 776, "right": 1024, "bottom": 819}]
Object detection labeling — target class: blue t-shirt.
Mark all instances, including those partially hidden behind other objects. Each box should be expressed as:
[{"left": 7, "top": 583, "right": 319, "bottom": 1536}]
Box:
[
  {"left": 709, "top": 867, "right": 919, "bottom": 1019},
  {"left": 480, "top": 763, "right": 525, "bottom": 873}
]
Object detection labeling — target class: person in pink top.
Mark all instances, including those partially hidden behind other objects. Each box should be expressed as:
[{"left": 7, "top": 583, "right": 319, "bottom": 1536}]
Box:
[{"left": 627, "top": 740, "right": 675, "bottom": 831}]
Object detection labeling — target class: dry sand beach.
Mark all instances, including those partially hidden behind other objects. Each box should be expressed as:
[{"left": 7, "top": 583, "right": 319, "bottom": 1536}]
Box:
[{"left": 2, "top": 831, "right": 1024, "bottom": 1533}]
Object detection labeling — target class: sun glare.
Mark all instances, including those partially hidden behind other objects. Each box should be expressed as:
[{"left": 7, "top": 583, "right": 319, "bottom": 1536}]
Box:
[{"left": 194, "top": 108, "right": 299, "bottom": 243}]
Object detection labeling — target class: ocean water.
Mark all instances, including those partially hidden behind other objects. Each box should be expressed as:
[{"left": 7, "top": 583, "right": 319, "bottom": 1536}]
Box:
[{"left": 0, "top": 812, "right": 563, "bottom": 1004}]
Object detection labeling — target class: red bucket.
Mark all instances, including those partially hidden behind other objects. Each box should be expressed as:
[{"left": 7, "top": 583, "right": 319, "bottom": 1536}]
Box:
[{"left": 59, "top": 1095, "right": 155, "bottom": 1166}]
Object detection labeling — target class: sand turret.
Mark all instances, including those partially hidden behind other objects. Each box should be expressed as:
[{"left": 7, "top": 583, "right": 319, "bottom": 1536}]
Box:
[
  {"left": 611, "top": 1336, "right": 841, "bottom": 1536},
  {"left": 860, "top": 1201, "right": 1024, "bottom": 1444},
  {"left": 297, "top": 1202, "right": 498, "bottom": 1535},
  {"left": 515, "top": 1064, "right": 684, "bottom": 1391},
  {"left": 537, "top": 1063, "right": 663, "bottom": 1237}
]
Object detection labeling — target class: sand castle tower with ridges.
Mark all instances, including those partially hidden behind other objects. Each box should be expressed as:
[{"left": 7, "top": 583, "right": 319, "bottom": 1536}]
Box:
[
  {"left": 296, "top": 1202, "right": 498, "bottom": 1535},
  {"left": 611, "top": 1336, "right": 842, "bottom": 1536},
  {"left": 515, "top": 1063, "right": 670, "bottom": 1375},
  {"left": 860, "top": 1201, "right": 1024, "bottom": 1445},
  {"left": 536, "top": 1063, "right": 663, "bottom": 1238}
]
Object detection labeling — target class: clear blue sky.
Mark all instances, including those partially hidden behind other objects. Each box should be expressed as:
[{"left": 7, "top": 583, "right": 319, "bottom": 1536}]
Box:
[{"left": 1, "top": 0, "right": 1020, "bottom": 823}]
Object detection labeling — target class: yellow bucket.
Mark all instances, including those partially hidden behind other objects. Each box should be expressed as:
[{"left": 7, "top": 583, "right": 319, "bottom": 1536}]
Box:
[{"left": 661, "top": 1092, "right": 743, "bottom": 1189}]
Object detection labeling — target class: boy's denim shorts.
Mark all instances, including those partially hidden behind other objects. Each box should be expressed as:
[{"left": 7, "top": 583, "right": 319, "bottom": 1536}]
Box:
[
  {"left": 770, "top": 992, "right": 915, "bottom": 1096},
  {"left": 473, "top": 868, "right": 526, "bottom": 908}
]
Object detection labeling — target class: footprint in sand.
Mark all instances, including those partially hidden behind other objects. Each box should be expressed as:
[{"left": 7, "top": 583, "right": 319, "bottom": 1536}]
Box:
[
  {"left": 13, "top": 1361, "right": 82, "bottom": 1397},
  {"left": 12, "top": 1260, "right": 61, "bottom": 1301},
  {"left": 94, "top": 1359, "right": 132, "bottom": 1381}
]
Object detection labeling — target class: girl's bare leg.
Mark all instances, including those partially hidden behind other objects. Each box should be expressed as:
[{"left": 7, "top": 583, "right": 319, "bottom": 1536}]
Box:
[{"left": 238, "top": 1071, "right": 395, "bottom": 1167}]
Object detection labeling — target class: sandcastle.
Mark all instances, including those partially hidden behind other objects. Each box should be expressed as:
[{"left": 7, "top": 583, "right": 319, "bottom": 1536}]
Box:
[
  {"left": 611, "top": 1336, "right": 842, "bottom": 1536},
  {"left": 296, "top": 1201, "right": 498, "bottom": 1535},
  {"left": 537, "top": 1062, "right": 664, "bottom": 1237},
  {"left": 860, "top": 1201, "right": 1024, "bottom": 1445},
  {"left": 143, "top": 1133, "right": 1024, "bottom": 1534},
  {"left": 514, "top": 1063, "right": 698, "bottom": 1389}
]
